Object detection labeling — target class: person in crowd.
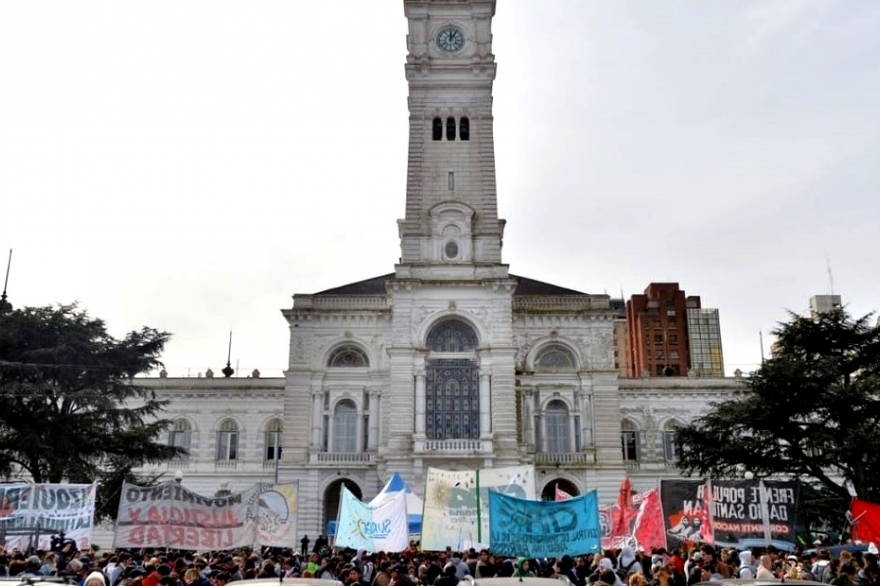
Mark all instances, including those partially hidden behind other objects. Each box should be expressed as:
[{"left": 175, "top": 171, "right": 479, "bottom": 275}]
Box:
[
  {"left": 755, "top": 555, "right": 775, "bottom": 580},
  {"left": 737, "top": 551, "right": 754, "bottom": 579},
  {"left": 390, "top": 564, "right": 413, "bottom": 586},
  {"left": 619, "top": 546, "right": 643, "bottom": 579},
  {"left": 833, "top": 562, "right": 860, "bottom": 586}
]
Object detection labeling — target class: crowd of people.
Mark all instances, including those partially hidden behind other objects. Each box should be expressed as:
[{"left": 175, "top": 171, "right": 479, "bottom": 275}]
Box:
[{"left": 0, "top": 539, "right": 878, "bottom": 586}]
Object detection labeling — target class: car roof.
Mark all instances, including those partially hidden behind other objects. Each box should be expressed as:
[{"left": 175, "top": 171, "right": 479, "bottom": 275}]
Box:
[
  {"left": 462, "top": 578, "right": 573, "bottom": 586},
  {"left": 695, "top": 581, "right": 817, "bottom": 586},
  {"left": 233, "top": 580, "right": 343, "bottom": 586}
]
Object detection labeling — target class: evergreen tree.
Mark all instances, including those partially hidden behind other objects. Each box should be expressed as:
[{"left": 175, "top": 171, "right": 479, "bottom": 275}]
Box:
[
  {"left": 677, "top": 307, "right": 880, "bottom": 522},
  {"left": 0, "top": 304, "right": 181, "bottom": 486}
]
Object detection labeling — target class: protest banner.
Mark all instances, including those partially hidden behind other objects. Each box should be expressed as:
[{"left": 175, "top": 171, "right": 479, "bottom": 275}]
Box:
[
  {"left": 421, "top": 465, "right": 535, "bottom": 551},
  {"left": 114, "top": 481, "right": 258, "bottom": 550},
  {"left": 851, "top": 497, "right": 880, "bottom": 546},
  {"left": 599, "top": 485, "right": 665, "bottom": 551},
  {"left": 247, "top": 482, "right": 298, "bottom": 547},
  {"left": 334, "top": 485, "right": 409, "bottom": 552},
  {"left": 661, "top": 478, "right": 806, "bottom": 550},
  {"left": 0, "top": 483, "right": 96, "bottom": 550},
  {"left": 489, "top": 489, "right": 601, "bottom": 558}
]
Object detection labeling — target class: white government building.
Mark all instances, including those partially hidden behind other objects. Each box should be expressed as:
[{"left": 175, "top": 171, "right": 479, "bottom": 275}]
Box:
[{"left": 140, "top": 0, "right": 741, "bottom": 538}]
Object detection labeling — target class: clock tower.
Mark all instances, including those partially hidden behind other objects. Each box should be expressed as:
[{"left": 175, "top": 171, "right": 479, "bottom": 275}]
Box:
[{"left": 397, "top": 0, "right": 505, "bottom": 277}]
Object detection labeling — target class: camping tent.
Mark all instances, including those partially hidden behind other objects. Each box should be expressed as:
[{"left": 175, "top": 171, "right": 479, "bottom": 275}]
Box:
[{"left": 327, "top": 472, "right": 423, "bottom": 536}]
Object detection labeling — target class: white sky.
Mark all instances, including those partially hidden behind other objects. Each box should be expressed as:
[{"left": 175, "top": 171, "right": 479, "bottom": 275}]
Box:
[{"left": 2, "top": 1, "right": 879, "bottom": 378}]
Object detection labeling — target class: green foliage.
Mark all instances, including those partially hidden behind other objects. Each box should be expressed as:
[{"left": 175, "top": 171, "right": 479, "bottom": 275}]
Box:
[
  {"left": 677, "top": 307, "right": 880, "bottom": 522},
  {"left": 0, "top": 304, "right": 182, "bottom": 495}
]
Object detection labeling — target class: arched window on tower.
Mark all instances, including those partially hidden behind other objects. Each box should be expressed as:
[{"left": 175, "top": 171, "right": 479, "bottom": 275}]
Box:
[
  {"left": 333, "top": 400, "right": 358, "bottom": 453},
  {"left": 432, "top": 117, "right": 443, "bottom": 141},
  {"left": 446, "top": 117, "right": 456, "bottom": 141},
  {"left": 544, "top": 400, "right": 571, "bottom": 453},
  {"left": 328, "top": 345, "right": 369, "bottom": 367},
  {"left": 425, "top": 318, "right": 480, "bottom": 440},
  {"left": 534, "top": 344, "right": 577, "bottom": 371},
  {"left": 460, "top": 117, "right": 470, "bottom": 140},
  {"left": 621, "top": 419, "right": 641, "bottom": 463}
]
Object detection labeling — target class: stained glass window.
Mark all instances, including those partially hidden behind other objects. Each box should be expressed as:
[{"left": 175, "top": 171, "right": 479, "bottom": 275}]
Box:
[
  {"left": 426, "top": 319, "right": 478, "bottom": 352},
  {"left": 426, "top": 359, "right": 480, "bottom": 439},
  {"left": 328, "top": 345, "right": 369, "bottom": 367},
  {"left": 534, "top": 344, "right": 576, "bottom": 370}
]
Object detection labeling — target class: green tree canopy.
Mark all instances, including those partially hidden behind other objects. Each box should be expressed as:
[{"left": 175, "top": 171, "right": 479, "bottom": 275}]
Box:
[
  {"left": 0, "top": 304, "right": 181, "bottom": 487},
  {"left": 677, "top": 307, "right": 880, "bottom": 523}
]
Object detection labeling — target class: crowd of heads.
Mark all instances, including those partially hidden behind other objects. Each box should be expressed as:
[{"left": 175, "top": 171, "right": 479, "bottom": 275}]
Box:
[{"left": 0, "top": 539, "right": 878, "bottom": 586}]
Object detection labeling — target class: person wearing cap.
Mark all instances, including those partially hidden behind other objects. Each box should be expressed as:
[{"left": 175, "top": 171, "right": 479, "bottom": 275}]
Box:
[{"left": 389, "top": 565, "right": 413, "bottom": 586}]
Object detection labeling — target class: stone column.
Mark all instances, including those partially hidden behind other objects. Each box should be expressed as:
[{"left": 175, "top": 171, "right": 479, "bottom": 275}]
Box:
[
  {"left": 368, "top": 389, "right": 380, "bottom": 449},
  {"left": 311, "top": 390, "right": 323, "bottom": 450},
  {"left": 414, "top": 373, "right": 426, "bottom": 435},
  {"left": 479, "top": 373, "right": 491, "bottom": 437}
]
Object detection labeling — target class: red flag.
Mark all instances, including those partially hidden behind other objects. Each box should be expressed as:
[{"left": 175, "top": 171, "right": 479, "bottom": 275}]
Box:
[
  {"left": 612, "top": 477, "right": 634, "bottom": 538},
  {"left": 555, "top": 484, "right": 573, "bottom": 501},
  {"left": 698, "top": 480, "right": 714, "bottom": 544},
  {"left": 632, "top": 488, "right": 666, "bottom": 552},
  {"left": 851, "top": 497, "right": 880, "bottom": 544}
]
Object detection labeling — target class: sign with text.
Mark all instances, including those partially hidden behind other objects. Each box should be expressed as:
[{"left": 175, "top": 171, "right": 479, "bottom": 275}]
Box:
[
  {"left": 660, "top": 479, "right": 806, "bottom": 551},
  {"left": 489, "top": 489, "right": 601, "bottom": 558},
  {"left": 421, "top": 465, "right": 535, "bottom": 551},
  {"left": 114, "top": 482, "right": 253, "bottom": 550},
  {"left": 334, "top": 485, "right": 409, "bottom": 552},
  {"left": 0, "top": 483, "right": 96, "bottom": 550}
]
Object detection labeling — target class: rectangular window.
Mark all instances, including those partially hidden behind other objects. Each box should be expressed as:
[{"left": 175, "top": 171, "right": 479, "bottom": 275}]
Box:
[
  {"left": 534, "top": 415, "right": 542, "bottom": 452},
  {"left": 363, "top": 415, "right": 370, "bottom": 452},
  {"left": 216, "top": 432, "right": 238, "bottom": 461},
  {"left": 322, "top": 415, "right": 329, "bottom": 451},
  {"left": 574, "top": 415, "right": 582, "bottom": 451},
  {"left": 448, "top": 172, "right": 454, "bottom": 191},
  {"left": 265, "top": 431, "right": 282, "bottom": 461}
]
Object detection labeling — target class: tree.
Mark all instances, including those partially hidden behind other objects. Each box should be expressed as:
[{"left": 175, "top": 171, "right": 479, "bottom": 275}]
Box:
[
  {"left": 0, "top": 304, "right": 182, "bottom": 489},
  {"left": 676, "top": 307, "right": 880, "bottom": 524}
]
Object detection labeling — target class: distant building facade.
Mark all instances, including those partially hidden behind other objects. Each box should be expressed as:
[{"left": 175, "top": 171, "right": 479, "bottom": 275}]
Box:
[
  {"left": 625, "top": 283, "right": 724, "bottom": 377},
  {"left": 809, "top": 294, "right": 842, "bottom": 318}
]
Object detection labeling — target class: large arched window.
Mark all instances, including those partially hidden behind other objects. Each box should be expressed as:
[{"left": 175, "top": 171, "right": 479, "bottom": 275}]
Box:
[
  {"left": 425, "top": 318, "right": 480, "bottom": 440},
  {"left": 333, "top": 400, "right": 358, "bottom": 452},
  {"left": 534, "top": 344, "right": 577, "bottom": 371},
  {"left": 168, "top": 419, "right": 192, "bottom": 459},
  {"left": 264, "top": 418, "right": 283, "bottom": 462},
  {"left": 328, "top": 345, "right": 369, "bottom": 367},
  {"left": 663, "top": 420, "right": 683, "bottom": 463},
  {"left": 216, "top": 419, "right": 239, "bottom": 461},
  {"left": 621, "top": 419, "right": 640, "bottom": 462},
  {"left": 544, "top": 400, "right": 571, "bottom": 453},
  {"left": 427, "top": 319, "right": 479, "bottom": 352},
  {"left": 460, "top": 117, "right": 470, "bottom": 141},
  {"left": 432, "top": 117, "right": 443, "bottom": 141},
  {"left": 446, "top": 117, "right": 456, "bottom": 141}
]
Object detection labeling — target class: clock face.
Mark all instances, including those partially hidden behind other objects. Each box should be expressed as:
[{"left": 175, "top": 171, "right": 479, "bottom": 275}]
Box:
[{"left": 437, "top": 27, "right": 465, "bottom": 52}]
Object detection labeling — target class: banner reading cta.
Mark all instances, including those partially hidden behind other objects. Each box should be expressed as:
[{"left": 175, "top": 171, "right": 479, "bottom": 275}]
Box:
[
  {"left": 115, "top": 482, "right": 260, "bottom": 550},
  {"left": 421, "top": 465, "right": 535, "bottom": 551},
  {"left": 489, "top": 490, "right": 601, "bottom": 558},
  {"left": 0, "top": 483, "right": 96, "bottom": 550}
]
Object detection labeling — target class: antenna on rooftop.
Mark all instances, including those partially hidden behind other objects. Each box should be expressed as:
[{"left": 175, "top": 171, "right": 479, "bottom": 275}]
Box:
[
  {"left": 826, "top": 254, "right": 835, "bottom": 296},
  {"left": 222, "top": 330, "right": 234, "bottom": 378},
  {"left": 0, "top": 249, "right": 12, "bottom": 313},
  {"left": 759, "top": 330, "right": 765, "bottom": 364}
]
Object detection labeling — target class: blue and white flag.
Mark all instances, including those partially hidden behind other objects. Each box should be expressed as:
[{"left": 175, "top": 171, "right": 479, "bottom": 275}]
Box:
[
  {"left": 489, "top": 489, "right": 601, "bottom": 558},
  {"left": 334, "top": 485, "right": 409, "bottom": 552}
]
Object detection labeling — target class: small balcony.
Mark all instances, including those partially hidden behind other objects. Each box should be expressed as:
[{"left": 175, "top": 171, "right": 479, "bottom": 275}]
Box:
[
  {"left": 413, "top": 437, "right": 494, "bottom": 455},
  {"left": 534, "top": 450, "right": 596, "bottom": 469},
  {"left": 310, "top": 452, "right": 375, "bottom": 467}
]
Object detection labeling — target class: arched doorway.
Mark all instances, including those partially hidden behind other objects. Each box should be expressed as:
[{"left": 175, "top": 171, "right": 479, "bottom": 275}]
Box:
[
  {"left": 540, "top": 477, "right": 579, "bottom": 501},
  {"left": 323, "top": 478, "right": 362, "bottom": 534}
]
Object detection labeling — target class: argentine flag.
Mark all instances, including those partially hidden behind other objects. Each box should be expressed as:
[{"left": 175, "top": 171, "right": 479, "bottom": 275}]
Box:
[{"left": 335, "top": 485, "right": 409, "bottom": 552}]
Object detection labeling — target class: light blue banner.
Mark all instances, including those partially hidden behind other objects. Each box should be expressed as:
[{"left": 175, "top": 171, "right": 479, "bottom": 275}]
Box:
[
  {"left": 489, "top": 489, "right": 601, "bottom": 558},
  {"left": 334, "top": 485, "right": 409, "bottom": 552}
]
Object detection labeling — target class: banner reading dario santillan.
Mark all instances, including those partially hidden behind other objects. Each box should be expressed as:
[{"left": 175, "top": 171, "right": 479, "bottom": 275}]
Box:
[{"left": 489, "top": 489, "right": 601, "bottom": 558}]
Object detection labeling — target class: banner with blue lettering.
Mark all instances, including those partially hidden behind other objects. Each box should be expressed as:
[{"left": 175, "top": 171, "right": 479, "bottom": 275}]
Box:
[
  {"left": 489, "top": 489, "right": 601, "bottom": 557},
  {"left": 334, "top": 485, "right": 409, "bottom": 552}
]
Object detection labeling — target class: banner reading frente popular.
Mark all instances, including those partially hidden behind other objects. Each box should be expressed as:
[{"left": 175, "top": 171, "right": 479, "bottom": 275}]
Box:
[
  {"left": 0, "top": 483, "right": 96, "bottom": 550},
  {"left": 489, "top": 489, "right": 601, "bottom": 558},
  {"left": 114, "top": 481, "right": 259, "bottom": 550},
  {"left": 420, "top": 465, "right": 535, "bottom": 552},
  {"left": 660, "top": 478, "right": 806, "bottom": 551}
]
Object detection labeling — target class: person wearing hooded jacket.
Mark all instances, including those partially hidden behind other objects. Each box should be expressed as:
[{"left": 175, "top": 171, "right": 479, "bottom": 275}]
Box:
[
  {"left": 736, "top": 551, "right": 755, "bottom": 579},
  {"left": 618, "top": 547, "right": 643, "bottom": 579}
]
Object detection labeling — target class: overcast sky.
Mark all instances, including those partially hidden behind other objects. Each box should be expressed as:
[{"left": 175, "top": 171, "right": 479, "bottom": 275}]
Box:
[{"left": 2, "top": 1, "right": 878, "bottom": 378}]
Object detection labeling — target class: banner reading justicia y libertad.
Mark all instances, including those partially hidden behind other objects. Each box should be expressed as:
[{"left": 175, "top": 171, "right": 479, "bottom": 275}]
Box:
[{"left": 114, "top": 481, "right": 298, "bottom": 550}]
